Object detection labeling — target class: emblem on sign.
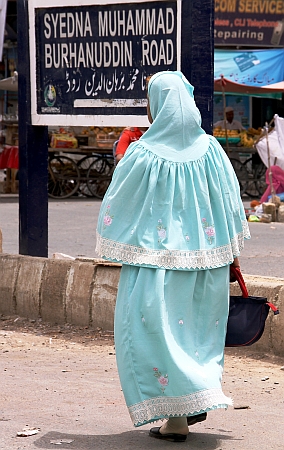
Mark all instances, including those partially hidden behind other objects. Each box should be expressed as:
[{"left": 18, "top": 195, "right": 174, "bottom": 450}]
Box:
[{"left": 44, "top": 84, "right": 56, "bottom": 107}]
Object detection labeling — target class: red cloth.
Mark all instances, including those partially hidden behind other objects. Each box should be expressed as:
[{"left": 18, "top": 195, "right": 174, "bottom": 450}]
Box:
[
  {"left": 260, "top": 165, "right": 284, "bottom": 203},
  {"left": 0, "top": 145, "right": 19, "bottom": 169},
  {"left": 115, "top": 127, "right": 142, "bottom": 156}
]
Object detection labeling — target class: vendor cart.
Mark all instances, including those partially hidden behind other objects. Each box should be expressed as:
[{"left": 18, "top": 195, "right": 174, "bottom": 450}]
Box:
[
  {"left": 216, "top": 133, "right": 267, "bottom": 198},
  {"left": 48, "top": 147, "right": 114, "bottom": 199},
  {"left": 228, "top": 146, "right": 266, "bottom": 198}
]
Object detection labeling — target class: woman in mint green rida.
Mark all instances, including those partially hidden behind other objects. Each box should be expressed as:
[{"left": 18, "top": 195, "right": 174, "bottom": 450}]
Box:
[{"left": 96, "top": 71, "right": 250, "bottom": 442}]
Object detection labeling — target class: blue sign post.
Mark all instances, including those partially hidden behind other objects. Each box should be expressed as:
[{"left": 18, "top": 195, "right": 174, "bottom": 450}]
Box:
[
  {"left": 183, "top": 0, "right": 214, "bottom": 133},
  {"left": 18, "top": 0, "right": 49, "bottom": 257}
]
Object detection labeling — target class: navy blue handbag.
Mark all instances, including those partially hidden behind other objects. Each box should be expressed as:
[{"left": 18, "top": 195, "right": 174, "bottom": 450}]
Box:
[{"left": 225, "top": 267, "right": 279, "bottom": 347}]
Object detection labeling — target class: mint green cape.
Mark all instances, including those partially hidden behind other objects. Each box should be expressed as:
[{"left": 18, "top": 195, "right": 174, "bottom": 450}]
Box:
[{"left": 96, "top": 71, "right": 250, "bottom": 269}]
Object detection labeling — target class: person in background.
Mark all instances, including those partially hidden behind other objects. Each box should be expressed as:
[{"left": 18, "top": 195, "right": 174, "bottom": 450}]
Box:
[
  {"left": 115, "top": 127, "right": 143, "bottom": 164},
  {"left": 214, "top": 106, "right": 246, "bottom": 131},
  {"left": 260, "top": 165, "right": 284, "bottom": 203},
  {"left": 96, "top": 71, "right": 249, "bottom": 442}
]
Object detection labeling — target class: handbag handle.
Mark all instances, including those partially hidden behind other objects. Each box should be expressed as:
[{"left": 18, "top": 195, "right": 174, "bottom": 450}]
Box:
[
  {"left": 230, "top": 266, "right": 249, "bottom": 298},
  {"left": 231, "top": 266, "right": 279, "bottom": 315}
]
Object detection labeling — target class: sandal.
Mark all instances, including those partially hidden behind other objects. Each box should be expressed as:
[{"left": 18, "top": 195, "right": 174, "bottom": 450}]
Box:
[
  {"left": 187, "top": 412, "right": 207, "bottom": 426},
  {"left": 149, "top": 426, "right": 188, "bottom": 442}
]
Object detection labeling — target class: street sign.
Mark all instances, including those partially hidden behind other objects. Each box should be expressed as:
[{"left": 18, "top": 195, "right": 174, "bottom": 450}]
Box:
[{"left": 29, "top": 0, "right": 182, "bottom": 126}]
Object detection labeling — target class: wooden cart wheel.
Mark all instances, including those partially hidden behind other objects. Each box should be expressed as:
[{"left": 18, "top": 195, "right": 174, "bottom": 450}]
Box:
[
  {"left": 86, "top": 156, "right": 114, "bottom": 199},
  {"left": 230, "top": 158, "right": 249, "bottom": 197},
  {"left": 48, "top": 155, "right": 80, "bottom": 199},
  {"left": 243, "top": 157, "right": 266, "bottom": 198},
  {"left": 77, "top": 155, "right": 100, "bottom": 197}
]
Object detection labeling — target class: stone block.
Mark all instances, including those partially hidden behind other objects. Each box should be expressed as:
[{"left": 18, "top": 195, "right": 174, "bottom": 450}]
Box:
[
  {"left": 0, "top": 253, "right": 20, "bottom": 315},
  {"left": 278, "top": 204, "right": 284, "bottom": 223},
  {"left": 262, "top": 202, "right": 276, "bottom": 221},
  {"left": 91, "top": 264, "right": 121, "bottom": 331},
  {"left": 270, "top": 285, "right": 284, "bottom": 357},
  {"left": 0, "top": 228, "right": 2, "bottom": 253},
  {"left": 40, "top": 259, "right": 72, "bottom": 324},
  {"left": 65, "top": 261, "right": 96, "bottom": 326},
  {"left": 15, "top": 256, "right": 46, "bottom": 319}
]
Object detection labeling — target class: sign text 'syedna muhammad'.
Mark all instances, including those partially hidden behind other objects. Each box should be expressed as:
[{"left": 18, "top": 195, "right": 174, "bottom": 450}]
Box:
[{"left": 44, "top": 9, "right": 176, "bottom": 69}]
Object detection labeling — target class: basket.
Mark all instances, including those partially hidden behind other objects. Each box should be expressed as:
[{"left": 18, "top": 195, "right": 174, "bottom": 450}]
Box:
[
  {"left": 96, "top": 133, "right": 117, "bottom": 149},
  {"left": 76, "top": 135, "right": 89, "bottom": 146},
  {"left": 216, "top": 137, "right": 241, "bottom": 145}
]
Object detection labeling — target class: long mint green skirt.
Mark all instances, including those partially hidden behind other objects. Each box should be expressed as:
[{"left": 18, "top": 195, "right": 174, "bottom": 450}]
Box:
[{"left": 114, "top": 264, "right": 233, "bottom": 427}]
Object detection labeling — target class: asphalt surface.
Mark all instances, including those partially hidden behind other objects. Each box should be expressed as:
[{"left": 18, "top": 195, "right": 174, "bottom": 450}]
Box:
[{"left": 0, "top": 195, "right": 284, "bottom": 278}]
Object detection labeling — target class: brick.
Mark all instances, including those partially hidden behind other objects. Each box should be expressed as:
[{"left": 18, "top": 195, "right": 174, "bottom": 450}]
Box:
[
  {"left": 91, "top": 264, "right": 120, "bottom": 331},
  {"left": 271, "top": 285, "right": 284, "bottom": 357},
  {"left": 40, "top": 259, "right": 72, "bottom": 324},
  {"left": 66, "top": 261, "right": 96, "bottom": 326},
  {"left": 15, "top": 257, "right": 46, "bottom": 319},
  {"left": 0, "top": 254, "right": 20, "bottom": 315}
]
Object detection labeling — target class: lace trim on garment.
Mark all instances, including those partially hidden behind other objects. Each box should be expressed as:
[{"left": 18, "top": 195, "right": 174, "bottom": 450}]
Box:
[
  {"left": 96, "top": 220, "right": 250, "bottom": 270},
  {"left": 128, "top": 388, "right": 233, "bottom": 426}
]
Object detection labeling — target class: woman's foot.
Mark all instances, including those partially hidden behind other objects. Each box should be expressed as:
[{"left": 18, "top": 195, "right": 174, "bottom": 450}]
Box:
[
  {"left": 160, "top": 417, "right": 189, "bottom": 435},
  {"left": 149, "top": 417, "right": 188, "bottom": 442}
]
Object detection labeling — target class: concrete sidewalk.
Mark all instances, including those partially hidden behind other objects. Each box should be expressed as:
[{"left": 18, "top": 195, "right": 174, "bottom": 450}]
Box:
[{"left": 0, "top": 318, "right": 284, "bottom": 450}]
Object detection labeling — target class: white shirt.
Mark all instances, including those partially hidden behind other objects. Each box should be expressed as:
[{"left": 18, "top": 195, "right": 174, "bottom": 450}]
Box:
[{"left": 213, "top": 119, "right": 245, "bottom": 131}]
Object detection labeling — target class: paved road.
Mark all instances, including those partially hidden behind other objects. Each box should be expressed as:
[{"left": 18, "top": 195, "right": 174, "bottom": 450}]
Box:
[
  {"left": 0, "top": 318, "right": 284, "bottom": 450},
  {"left": 0, "top": 195, "right": 284, "bottom": 278}
]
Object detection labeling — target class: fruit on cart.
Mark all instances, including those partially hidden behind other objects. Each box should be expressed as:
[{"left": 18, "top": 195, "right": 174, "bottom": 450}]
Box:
[
  {"left": 247, "top": 127, "right": 262, "bottom": 136},
  {"left": 81, "top": 126, "right": 101, "bottom": 135},
  {"left": 213, "top": 127, "right": 240, "bottom": 138},
  {"left": 81, "top": 126, "right": 124, "bottom": 137},
  {"left": 239, "top": 131, "right": 255, "bottom": 147}
]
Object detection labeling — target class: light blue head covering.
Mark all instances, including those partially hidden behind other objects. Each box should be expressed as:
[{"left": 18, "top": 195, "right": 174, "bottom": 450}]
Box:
[
  {"left": 96, "top": 71, "right": 250, "bottom": 270},
  {"left": 139, "top": 71, "right": 209, "bottom": 162}
]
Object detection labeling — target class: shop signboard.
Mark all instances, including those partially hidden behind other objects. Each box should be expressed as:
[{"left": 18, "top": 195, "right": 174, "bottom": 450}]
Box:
[
  {"left": 214, "top": 0, "right": 284, "bottom": 47},
  {"left": 214, "top": 48, "right": 284, "bottom": 86},
  {"left": 28, "top": 0, "right": 182, "bottom": 126}
]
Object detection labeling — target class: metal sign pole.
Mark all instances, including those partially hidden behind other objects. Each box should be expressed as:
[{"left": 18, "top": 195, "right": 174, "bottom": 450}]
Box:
[
  {"left": 18, "top": 0, "right": 48, "bottom": 257},
  {"left": 182, "top": 0, "right": 214, "bottom": 134}
]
